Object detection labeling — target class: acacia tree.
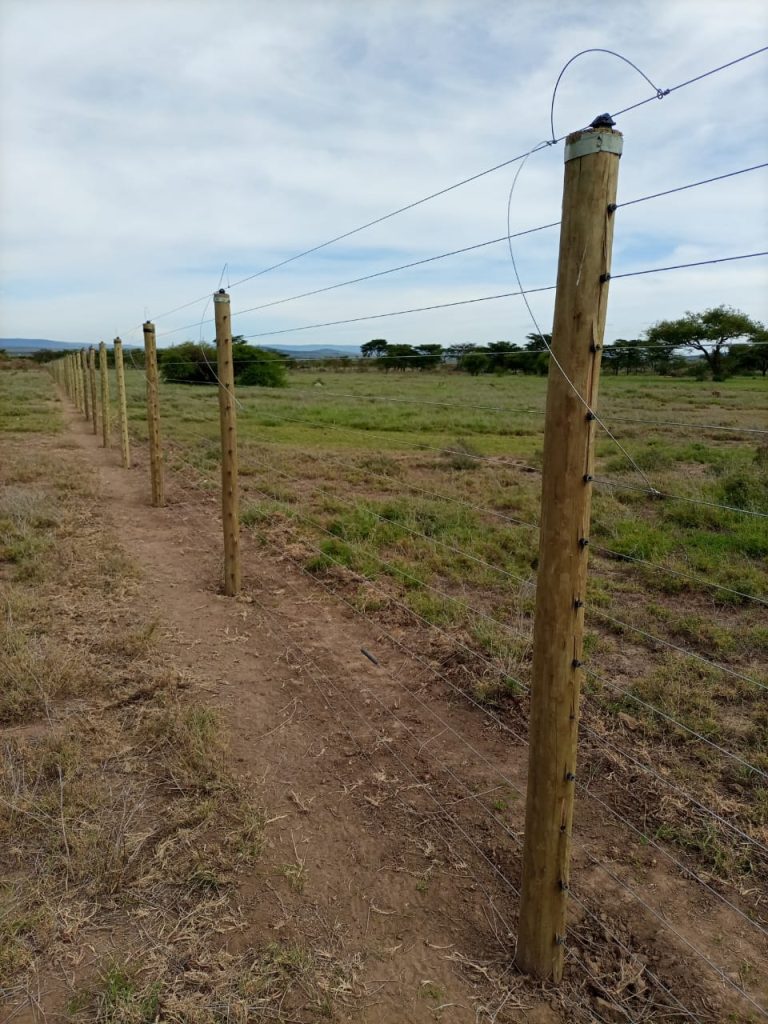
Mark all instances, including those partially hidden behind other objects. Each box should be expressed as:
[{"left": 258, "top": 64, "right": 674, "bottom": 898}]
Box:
[
  {"left": 645, "top": 306, "right": 763, "bottom": 380},
  {"left": 361, "top": 338, "right": 388, "bottom": 358},
  {"left": 525, "top": 332, "right": 552, "bottom": 351},
  {"left": 738, "top": 328, "right": 768, "bottom": 376}
]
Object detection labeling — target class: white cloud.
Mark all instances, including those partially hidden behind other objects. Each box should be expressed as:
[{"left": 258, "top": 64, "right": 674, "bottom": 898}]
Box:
[{"left": 0, "top": 0, "right": 766, "bottom": 346}]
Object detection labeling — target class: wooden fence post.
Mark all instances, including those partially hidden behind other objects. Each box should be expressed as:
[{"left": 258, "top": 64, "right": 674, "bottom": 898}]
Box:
[
  {"left": 113, "top": 337, "right": 131, "bottom": 468},
  {"left": 214, "top": 289, "right": 241, "bottom": 596},
  {"left": 88, "top": 347, "right": 98, "bottom": 435},
  {"left": 516, "top": 117, "right": 623, "bottom": 982},
  {"left": 80, "top": 349, "right": 90, "bottom": 422},
  {"left": 142, "top": 321, "right": 165, "bottom": 507},
  {"left": 74, "top": 350, "right": 83, "bottom": 412},
  {"left": 99, "top": 341, "right": 110, "bottom": 448}
]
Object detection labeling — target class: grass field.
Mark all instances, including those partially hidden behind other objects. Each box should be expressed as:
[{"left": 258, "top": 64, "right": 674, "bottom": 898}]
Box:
[
  {"left": 3, "top": 362, "right": 768, "bottom": 1019},
  {"left": 119, "top": 365, "right": 768, "bottom": 883}
]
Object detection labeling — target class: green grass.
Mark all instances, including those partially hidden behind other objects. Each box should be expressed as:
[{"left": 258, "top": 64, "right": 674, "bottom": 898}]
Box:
[
  {"left": 21, "top": 363, "right": 768, "bottom": 876},
  {"left": 0, "top": 367, "right": 62, "bottom": 433}
]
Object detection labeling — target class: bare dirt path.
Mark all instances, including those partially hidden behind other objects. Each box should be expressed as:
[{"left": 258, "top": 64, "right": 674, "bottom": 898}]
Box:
[
  {"left": 55, "top": 410, "right": 543, "bottom": 1024},
  {"left": 42, "top": 401, "right": 767, "bottom": 1023}
]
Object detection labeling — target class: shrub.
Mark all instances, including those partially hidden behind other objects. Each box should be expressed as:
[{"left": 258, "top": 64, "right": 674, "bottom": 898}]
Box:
[
  {"left": 158, "top": 343, "right": 217, "bottom": 384},
  {"left": 233, "top": 344, "right": 287, "bottom": 388},
  {"left": 159, "top": 342, "right": 287, "bottom": 388}
]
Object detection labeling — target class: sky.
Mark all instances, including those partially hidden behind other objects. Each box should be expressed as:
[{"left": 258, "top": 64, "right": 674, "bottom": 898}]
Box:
[{"left": 0, "top": 0, "right": 766, "bottom": 350}]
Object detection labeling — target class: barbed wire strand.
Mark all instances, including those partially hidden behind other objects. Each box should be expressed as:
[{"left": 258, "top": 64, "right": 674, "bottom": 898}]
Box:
[
  {"left": 591, "top": 547, "right": 767, "bottom": 607},
  {"left": 615, "top": 161, "right": 768, "bottom": 209},
  {"left": 604, "top": 415, "right": 768, "bottom": 437},
  {"left": 580, "top": 725, "right": 768, "bottom": 858},
  {"left": 143, "top": 377, "right": 768, "bottom": 440},
  {"left": 248, "top": 589, "right": 644, "bottom": 1024},
  {"left": 149, "top": 386, "right": 766, "bottom": 606},
  {"left": 126, "top": 45, "right": 768, "bottom": 339},
  {"left": 611, "top": 45, "right": 768, "bottom": 119},
  {"left": 241, "top": 482, "right": 767, "bottom": 783},
  {"left": 611, "top": 250, "right": 768, "bottom": 281},
  {"left": 250, "top": 530, "right": 740, "bottom": 1018},
  {"left": 154, "top": 156, "right": 768, "bottom": 340},
  {"left": 593, "top": 474, "right": 768, "bottom": 519},
  {"left": 256, "top": 464, "right": 768, "bottom": 872},
  {"left": 156, "top": 223, "right": 561, "bottom": 339},
  {"left": 590, "top": 608, "right": 768, "bottom": 692},
  {"left": 585, "top": 666, "right": 768, "bottom": 781},
  {"left": 247, "top": 430, "right": 765, "bottom": 606},
  {"left": 550, "top": 47, "right": 668, "bottom": 141},
  {"left": 249, "top": 471, "right": 768, "bottom": 847}
]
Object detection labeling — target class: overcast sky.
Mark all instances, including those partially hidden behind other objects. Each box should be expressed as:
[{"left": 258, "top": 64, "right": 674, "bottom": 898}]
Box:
[{"left": 1, "top": 0, "right": 766, "bottom": 350}]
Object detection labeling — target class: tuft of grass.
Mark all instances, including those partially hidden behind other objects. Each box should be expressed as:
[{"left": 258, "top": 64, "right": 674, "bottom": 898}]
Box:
[
  {"left": 137, "top": 701, "right": 225, "bottom": 794},
  {"left": 69, "top": 961, "right": 160, "bottom": 1024},
  {"left": 441, "top": 438, "right": 481, "bottom": 471}
]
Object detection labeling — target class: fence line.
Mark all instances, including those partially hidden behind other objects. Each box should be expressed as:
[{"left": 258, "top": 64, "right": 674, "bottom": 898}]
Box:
[
  {"left": 240, "top": 482, "right": 768, "bottom": 805},
  {"left": 45, "top": 51, "right": 768, "bottom": 1014},
  {"left": 251, "top": 529, "right": 753, "bottom": 1018},
  {"left": 43, "top": 360, "right": 768, "bottom": 1012}
]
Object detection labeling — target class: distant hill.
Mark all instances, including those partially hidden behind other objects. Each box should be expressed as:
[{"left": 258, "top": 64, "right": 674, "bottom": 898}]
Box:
[
  {"left": 1, "top": 338, "right": 87, "bottom": 355},
  {"left": 266, "top": 345, "right": 362, "bottom": 360},
  {"left": 1, "top": 338, "right": 142, "bottom": 355},
  {"left": 2, "top": 339, "right": 358, "bottom": 359}
]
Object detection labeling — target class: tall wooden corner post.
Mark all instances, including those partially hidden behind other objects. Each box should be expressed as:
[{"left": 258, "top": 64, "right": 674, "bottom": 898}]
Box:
[
  {"left": 516, "top": 116, "right": 622, "bottom": 982},
  {"left": 214, "top": 289, "right": 241, "bottom": 596},
  {"left": 113, "top": 337, "right": 131, "bottom": 468},
  {"left": 142, "top": 321, "right": 165, "bottom": 507}
]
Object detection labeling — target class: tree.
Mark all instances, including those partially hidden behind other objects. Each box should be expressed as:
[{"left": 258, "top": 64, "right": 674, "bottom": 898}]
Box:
[
  {"left": 732, "top": 328, "right": 768, "bottom": 376},
  {"left": 445, "top": 343, "right": 476, "bottom": 361},
  {"left": 486, "top": 340, "right": 520, "bottom": 372},
  {"left": 380, "top": 343, "right": 418, "bottom": 371},
  {"left": 461, "top": 351, "right": 490, "bottom": 376},
  {"left": 361, "top": 339, "right": 388, "bottom": 358},
  {"left": 525, "top": 332, "right": 552, "bottom": 351},
  {"left": 603, "top": 338, "right": 648, "bottom": 375},
  {"left": 645, "top": 306, "right": 764, "bottom": 381},
  {"left": 232, "top": 342, "right": 287, "bottom": 387},
  {"left": 416, "top": 344, "right": 444, "bottom": 369},
  {"left": 159, "top": 340, "right": 286, "bottom": 387}
]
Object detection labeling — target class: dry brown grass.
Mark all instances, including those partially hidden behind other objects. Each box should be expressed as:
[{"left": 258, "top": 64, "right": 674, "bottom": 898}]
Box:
[{"left": 0, "top": 436, "right": 367, "bottom": 1023}]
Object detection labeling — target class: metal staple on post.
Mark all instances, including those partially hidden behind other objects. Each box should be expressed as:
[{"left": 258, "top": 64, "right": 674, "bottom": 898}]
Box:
[
  {"left": 214, "top": 289, "right": 241, "bottom": 596},
  {"left": 142, "top": 321, "right": 165, "bottom": 507},
  {"left": 516, "top": 117, "right": 623, "bottom": 983}
]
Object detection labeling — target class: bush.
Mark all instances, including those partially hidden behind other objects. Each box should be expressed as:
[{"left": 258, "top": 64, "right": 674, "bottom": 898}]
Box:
[
  {"left": 159, "top": 342, "right": 287, "bottom": 388},
  {"left": 233, "top": 344, "right": 287, "bottom": 388},
  {"left": 158, "top": 343, "right": 217, "bottom": 384}
]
